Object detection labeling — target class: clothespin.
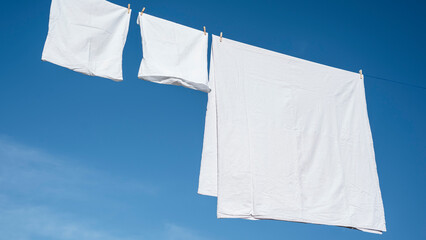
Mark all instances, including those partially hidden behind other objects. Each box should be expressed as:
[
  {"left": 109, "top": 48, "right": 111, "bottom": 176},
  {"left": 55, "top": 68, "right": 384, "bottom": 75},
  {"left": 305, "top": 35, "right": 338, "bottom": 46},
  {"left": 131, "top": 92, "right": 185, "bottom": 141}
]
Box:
[
  {"left": 359, "top": 69, "right": 363, "bottom": 79},
  {"left": 203, "top": 26, "right": 206, "bottom": 36},
  {"left": 128, "top": 4, "right": 131, "bottom": 14},
  {"left": 140, "top": 7, "right": 146, "bottom": 15},
  {"left": 220, "top": 32, "right": 223, "bottom": 42}
]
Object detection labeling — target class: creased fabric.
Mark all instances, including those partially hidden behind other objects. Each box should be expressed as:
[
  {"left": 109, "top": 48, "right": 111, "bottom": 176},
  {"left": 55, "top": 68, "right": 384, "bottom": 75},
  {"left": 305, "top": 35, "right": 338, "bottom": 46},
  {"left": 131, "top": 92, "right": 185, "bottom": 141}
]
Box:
[
  {"left": 137, "top": 13, "right": 209, "bottom": 93},
  {"left": 42, "top": 0, "right": 131, "bottom": 81},
  {"left": 199, "top": 35, "right": 386, "bottom": 234}
]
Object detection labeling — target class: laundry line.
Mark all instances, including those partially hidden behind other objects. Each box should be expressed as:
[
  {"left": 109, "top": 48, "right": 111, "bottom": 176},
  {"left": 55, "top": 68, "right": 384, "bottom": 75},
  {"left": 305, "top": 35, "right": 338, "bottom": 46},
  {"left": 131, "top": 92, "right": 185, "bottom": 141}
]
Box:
[
  {"left": 132, "top": 5, "right": 425, "bottom": 91},
  {"left": 365, "top": 74, "right": 426, "bottom": 90},
  {"left": 48, "top": 1, "right": 424, "bottom": 91}
]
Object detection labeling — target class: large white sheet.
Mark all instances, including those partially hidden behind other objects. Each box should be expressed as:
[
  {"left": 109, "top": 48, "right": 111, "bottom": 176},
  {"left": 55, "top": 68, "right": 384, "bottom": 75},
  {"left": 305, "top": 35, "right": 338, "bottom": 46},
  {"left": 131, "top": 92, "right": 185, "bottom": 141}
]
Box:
[
  {"left": 42, "top": 0, "right": 131, "bottom": 81},
  {"left": 137, "top": 13, "right": 209, "bottom": 92},
  {"left": 199, "top": 35, "right": 386, "bottom": 234}
]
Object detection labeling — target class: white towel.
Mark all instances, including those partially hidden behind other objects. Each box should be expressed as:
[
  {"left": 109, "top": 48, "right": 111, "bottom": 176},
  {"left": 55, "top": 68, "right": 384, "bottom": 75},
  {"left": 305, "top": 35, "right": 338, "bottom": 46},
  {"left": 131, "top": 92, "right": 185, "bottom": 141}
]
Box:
[
  {"left": 199, "top": 35, "right": 386, "bottom": 234},
  {"left": 137, "top": 13, "right": 209, "bottom": 93},
  {"left": 42, "top": 0, "right": 131, "bottom": 81}
]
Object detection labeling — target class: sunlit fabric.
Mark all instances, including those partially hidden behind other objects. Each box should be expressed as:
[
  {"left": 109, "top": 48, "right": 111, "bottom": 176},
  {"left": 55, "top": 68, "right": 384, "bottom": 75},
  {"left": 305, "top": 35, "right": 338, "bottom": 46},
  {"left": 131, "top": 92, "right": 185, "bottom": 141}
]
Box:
[{"left": 199, "top": 35, "right": 386, "bottom": 234}]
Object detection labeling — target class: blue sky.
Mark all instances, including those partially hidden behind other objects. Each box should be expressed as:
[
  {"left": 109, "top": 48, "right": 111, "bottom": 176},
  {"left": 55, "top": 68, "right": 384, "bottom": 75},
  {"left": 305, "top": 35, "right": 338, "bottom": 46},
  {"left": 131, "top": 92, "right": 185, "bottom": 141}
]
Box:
[{"left": 0, "top": 0, "right": 425, "bottom": 239}]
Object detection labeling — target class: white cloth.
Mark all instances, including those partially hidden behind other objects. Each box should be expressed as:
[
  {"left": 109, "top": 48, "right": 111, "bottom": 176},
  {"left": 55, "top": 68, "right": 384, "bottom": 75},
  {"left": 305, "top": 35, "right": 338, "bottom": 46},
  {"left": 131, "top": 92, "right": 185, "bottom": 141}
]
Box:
[
  {"left": 199, "top": 35, "right": 386, "bottom": 234},
  {"left": 137, "top": 13, "right": 209, "bottom": 92},
  {"left": 42, "top": 0, "right": 131, "bottom": 81}
]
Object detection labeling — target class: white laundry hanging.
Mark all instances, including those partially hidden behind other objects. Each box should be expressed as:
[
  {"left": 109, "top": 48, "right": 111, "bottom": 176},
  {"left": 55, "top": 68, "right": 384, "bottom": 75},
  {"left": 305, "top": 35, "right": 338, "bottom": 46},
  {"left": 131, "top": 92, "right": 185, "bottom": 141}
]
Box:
[
  {"left": 137, "top": 13, "right": 209, "bottom": 93},
  {"left": 199, "top": 35, "right": 386, "bottom": 234},
  {"left": 42, "top": 0, "right": 131, "bottom": 81}
]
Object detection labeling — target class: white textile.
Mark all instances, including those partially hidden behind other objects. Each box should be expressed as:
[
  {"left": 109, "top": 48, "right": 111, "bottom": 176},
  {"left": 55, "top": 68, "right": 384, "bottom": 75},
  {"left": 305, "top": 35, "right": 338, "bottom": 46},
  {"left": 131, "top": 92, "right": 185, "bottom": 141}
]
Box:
[
  {"left": 137, "top": 13, "right": 209, "bottom": 92},
  {"left": 42, "top": 0, "right": 131, "bottom": 81},
  {"left": 199, "top": 35, "right": 386, "bottom": 234}
]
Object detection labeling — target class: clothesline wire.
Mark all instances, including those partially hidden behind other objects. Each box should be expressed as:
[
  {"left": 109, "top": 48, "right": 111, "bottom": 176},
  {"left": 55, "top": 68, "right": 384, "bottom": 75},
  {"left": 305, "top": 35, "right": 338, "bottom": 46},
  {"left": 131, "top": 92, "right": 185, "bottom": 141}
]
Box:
[{"left": 365, "top": 74, "right": 426, "bottom": 90}]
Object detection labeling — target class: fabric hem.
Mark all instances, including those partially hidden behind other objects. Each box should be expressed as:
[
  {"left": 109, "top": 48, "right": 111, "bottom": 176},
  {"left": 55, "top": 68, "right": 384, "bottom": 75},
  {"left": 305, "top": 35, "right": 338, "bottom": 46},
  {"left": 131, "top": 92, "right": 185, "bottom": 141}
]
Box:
[
  {"left": 139, "top": 75, "right": 211, "bottom": 93},
  {"left": 197, "top": 190, "right": 217, "bottom": 197},
  {"left": 41, "top": 56, "right": 123, "bottom": 82},
  {"left": 217, "top": 212, "right": 385, "bottom": 234}
]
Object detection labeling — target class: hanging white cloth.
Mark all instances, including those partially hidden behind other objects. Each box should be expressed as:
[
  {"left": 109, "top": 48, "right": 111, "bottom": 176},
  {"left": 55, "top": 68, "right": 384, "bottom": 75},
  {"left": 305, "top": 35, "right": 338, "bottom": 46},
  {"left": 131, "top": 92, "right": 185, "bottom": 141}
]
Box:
[
  {"left": 199, "top": 35, "right": 386, "bottom": 234},
  {"left": 137, "top": 13, "right": 209, "bottom": 92},
  {"left": 42, "top": 0, "right": 131, "bottom": 81}
]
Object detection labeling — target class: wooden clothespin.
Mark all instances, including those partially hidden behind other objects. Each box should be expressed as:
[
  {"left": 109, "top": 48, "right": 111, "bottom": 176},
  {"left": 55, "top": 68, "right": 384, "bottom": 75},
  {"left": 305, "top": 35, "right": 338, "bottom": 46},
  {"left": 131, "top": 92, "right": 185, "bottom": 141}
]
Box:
[
  {"left": 128, "top": 4, "right": 131, "bottom": 14},
  {"left": 203, "top": 26, "right": 206, "bottom": 36},
  {"left": 359, "top": 69, "right": 363, "bottom": 79},
  {"left": 140, "top": 7, "right": 146, "bottom": 15},
  {"left": 220, "top": 32, "right": 223, "bottom": 42}
]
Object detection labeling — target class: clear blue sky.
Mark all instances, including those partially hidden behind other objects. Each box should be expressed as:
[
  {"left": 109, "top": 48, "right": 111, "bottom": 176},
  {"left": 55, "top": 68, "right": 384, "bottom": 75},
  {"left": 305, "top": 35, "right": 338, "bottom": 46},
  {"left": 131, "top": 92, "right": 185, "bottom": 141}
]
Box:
[{"left": 0, "top": 0, "right": 425, "bottom": 239}]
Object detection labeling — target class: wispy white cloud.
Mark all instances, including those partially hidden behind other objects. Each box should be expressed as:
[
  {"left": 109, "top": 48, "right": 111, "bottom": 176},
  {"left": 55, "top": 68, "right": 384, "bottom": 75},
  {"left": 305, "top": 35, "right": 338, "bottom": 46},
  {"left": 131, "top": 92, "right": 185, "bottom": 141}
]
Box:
[
  {"left": 0, "top": 137, "right": 213, "bottom": 240},
  {"left": 0, "top": 137, "right": 157, "bottom": 201},
  {"left": 164, "top": 223, "right": 211, "bottom": 240},
  {"left": 0, "top": 137, "right": 152, "bottom": 240},
  {"left": 0, "top": 201, "right": 139, "bottom": 240}
]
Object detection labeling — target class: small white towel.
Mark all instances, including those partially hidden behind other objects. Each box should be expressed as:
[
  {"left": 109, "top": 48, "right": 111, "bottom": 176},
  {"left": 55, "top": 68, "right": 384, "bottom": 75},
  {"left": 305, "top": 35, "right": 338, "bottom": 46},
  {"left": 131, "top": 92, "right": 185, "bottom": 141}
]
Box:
[
  {"left": 199, "top": 35, "right": 386, "bottom": 234},
  {"left": 42, "top": 0, "right": 131, "bottom": 81},
  {"left": 137, "top": 13, "right": 209, "bottom": 92}
]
